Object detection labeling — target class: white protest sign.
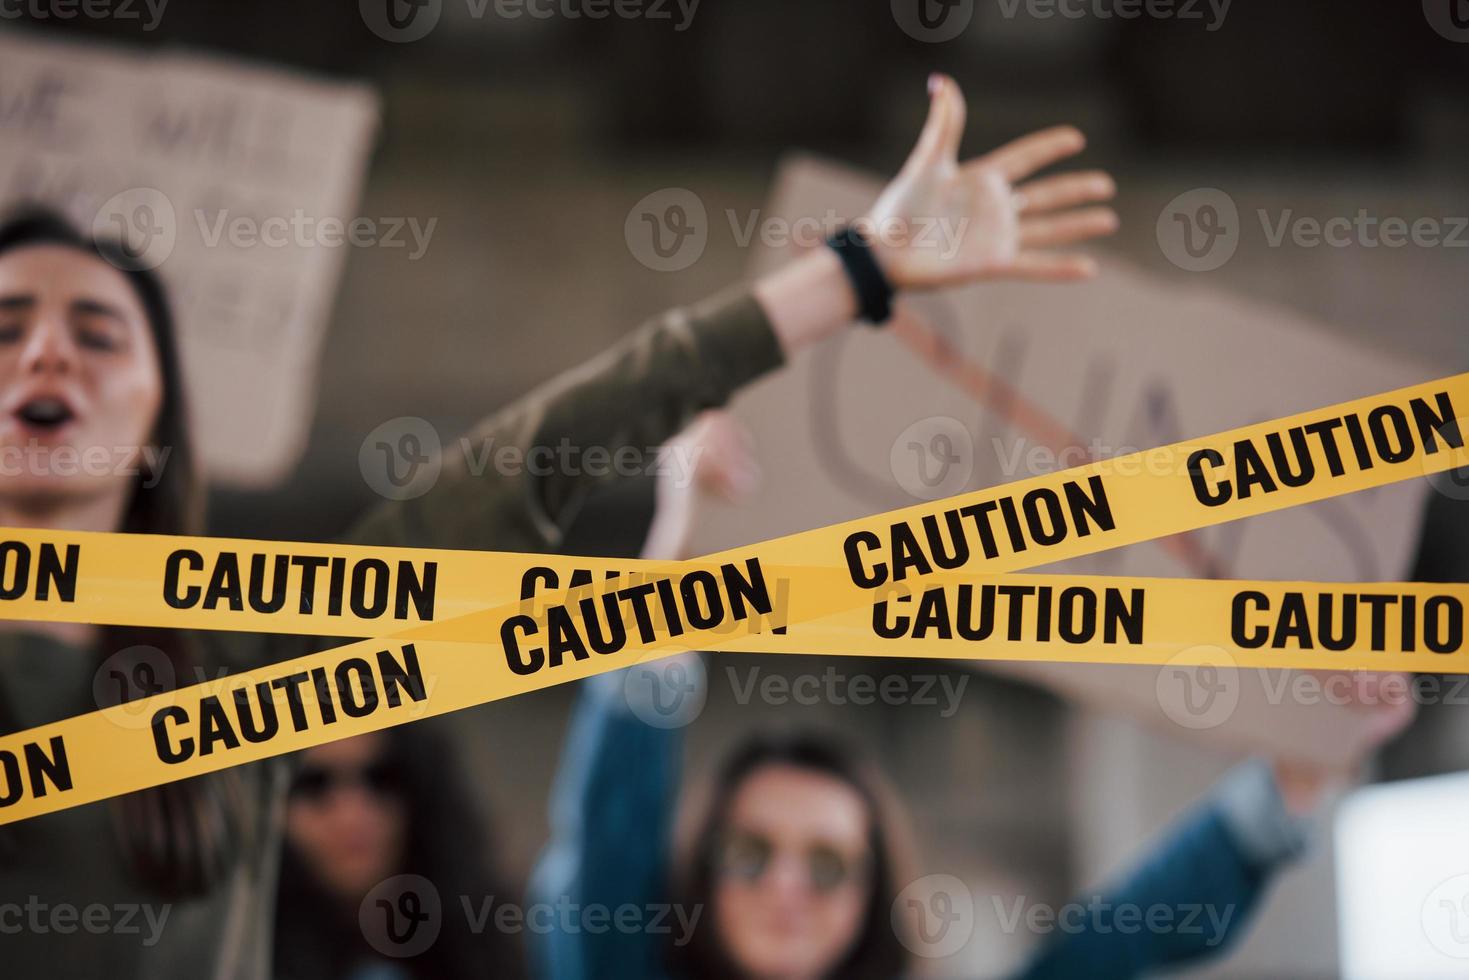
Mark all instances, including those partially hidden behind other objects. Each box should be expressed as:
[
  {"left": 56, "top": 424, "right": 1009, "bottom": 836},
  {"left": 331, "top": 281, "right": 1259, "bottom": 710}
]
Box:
[
  {"left": 690, "top": 155, "right": 1433, "bottom": 766},
  {"left": 0, "top": 29, "right": 379, "bottom": 486}
]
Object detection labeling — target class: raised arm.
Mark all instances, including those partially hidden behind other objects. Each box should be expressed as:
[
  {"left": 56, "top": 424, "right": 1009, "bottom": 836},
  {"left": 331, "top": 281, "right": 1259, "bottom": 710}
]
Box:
[
  {"left": 527, "top": 667, "right": 689, "bottom": 980},
  {"left": 528, "top": 417, "right": 758, "bottom": 980},
  {"left": 348, "top": 76, "right": 1116, "bottom": 553},
  {"left": 526, "top": 416, "right": 754, "bottom": 980},
  {"left": 1015, "top": 760, "right": 1309, "bottom": 980},
  {"left": 1018, "top": 671, "right": 1416, "bottom": 980}
]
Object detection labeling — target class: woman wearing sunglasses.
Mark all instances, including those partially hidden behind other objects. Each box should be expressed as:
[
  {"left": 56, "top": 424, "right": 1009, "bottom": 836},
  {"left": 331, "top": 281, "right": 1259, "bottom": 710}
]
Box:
[
  {"left": 273, "top": 727, "right": 515, "bottom": 980},
  {"left": 273, "top": 412, "right": 744, "bottom": 980},
  {"left": 532, "top": 661, "right": 1415, "bottom": 980},
  {"left": 0, "top": 73, "right": 1116, "bottom": 978},
  {"left": 530, "top": 415, "right": 1418, "bottom": 980}
]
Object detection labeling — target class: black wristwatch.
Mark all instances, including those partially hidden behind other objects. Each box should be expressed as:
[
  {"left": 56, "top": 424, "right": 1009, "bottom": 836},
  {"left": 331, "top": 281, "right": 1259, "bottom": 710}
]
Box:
[{"left": 826, "top": 226, "right": 895, "bottom": 327}]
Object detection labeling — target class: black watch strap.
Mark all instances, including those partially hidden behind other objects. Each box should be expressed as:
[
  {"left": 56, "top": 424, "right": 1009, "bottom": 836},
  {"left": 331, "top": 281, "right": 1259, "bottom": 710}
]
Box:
[{"left": 826, "top": 226, "right": 895, "bottom": 327}]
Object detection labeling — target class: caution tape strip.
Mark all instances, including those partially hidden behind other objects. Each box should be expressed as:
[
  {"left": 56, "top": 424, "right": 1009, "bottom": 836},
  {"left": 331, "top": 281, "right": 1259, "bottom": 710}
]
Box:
[{"left": 0, "top": 371, "right": 1466, "bottom": 821}]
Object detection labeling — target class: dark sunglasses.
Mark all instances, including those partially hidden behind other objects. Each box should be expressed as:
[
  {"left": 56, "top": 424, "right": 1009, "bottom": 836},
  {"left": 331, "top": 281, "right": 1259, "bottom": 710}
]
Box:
[
  {"left": 289, "top": 758, "right": 405, "bottom": 804},
  {"left": 716, "top": 830, "right": 870, "bottom": 895}
]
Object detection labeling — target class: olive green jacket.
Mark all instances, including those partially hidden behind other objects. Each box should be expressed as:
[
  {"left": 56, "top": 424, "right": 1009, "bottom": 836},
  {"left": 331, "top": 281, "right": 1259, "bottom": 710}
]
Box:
[{"left": 0, "top": 288, "right": 784, "bottom": 980}]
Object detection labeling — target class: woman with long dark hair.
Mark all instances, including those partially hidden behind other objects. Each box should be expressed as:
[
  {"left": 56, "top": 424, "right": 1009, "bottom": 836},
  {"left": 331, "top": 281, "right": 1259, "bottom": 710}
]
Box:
[
  {"left": 273, "top": 726, "right": 513, "bottom": 980},
  {"left": 0, "top": 206, "right": 275, "bottom": 976},
  {"left": 272, "top": 410, "right": 746, "bottom": 980},
  {"left": 0, "top": 75, "right": 1119, "bottom": 976},
  {"left": 671, "top": 732, "right": 917, "bottom": 980}
]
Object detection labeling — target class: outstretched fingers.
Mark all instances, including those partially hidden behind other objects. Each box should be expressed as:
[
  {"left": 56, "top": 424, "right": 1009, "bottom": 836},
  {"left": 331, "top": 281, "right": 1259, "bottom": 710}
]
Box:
[
  {"left": 902, "top": 74, "right": 969, "bottom": 175},
  {"left": 972, "top": 125, "right": 1088, "bottom": 183},
  {"left": 1014, "top": 170, "right": 1116, "bottom": 214},
  {"left": 1005, "top": 250, "right": 1100, "bottom": 281},
  {"left": 1019, "top": 207, "right": 1120, "bottom": 248}
]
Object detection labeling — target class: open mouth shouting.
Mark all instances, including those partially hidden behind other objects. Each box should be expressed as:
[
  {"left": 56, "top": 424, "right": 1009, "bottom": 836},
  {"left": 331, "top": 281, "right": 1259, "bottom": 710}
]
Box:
[{"left": 8, "top": 393, "right": 80, "bottom": 442}]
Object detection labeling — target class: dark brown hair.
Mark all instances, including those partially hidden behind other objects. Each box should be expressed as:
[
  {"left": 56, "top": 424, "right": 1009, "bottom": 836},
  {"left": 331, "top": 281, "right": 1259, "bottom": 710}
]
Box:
[
  {"left": 274, "top": 724, "right": 522, "bottom": 980},
  {"left": 671, "top": 730, "right": 917, "bottom": 980},
  {"left": 0, "top": 205, "right": 248, "bottom": 898}
]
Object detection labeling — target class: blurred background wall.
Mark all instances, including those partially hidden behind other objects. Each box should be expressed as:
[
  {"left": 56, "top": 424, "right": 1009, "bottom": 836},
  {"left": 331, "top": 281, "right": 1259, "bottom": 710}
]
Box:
[{"left": 3, "top": 2, "right": 1468, "bottom": 975}]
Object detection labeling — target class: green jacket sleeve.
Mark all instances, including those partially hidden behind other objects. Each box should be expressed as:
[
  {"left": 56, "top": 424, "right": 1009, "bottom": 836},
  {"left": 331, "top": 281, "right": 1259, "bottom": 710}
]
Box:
[
  {"left": 344, "top": 286, "right": 785, "bottom": 554},
  {"left": 199, "top": 293, "right": 780, "bottom": 707}
]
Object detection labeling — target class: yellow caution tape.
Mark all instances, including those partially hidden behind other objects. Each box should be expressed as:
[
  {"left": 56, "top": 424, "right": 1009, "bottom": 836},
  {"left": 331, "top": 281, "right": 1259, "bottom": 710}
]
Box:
[{"left": 0, "top": 371, "right": 1466, "bottom": 822}]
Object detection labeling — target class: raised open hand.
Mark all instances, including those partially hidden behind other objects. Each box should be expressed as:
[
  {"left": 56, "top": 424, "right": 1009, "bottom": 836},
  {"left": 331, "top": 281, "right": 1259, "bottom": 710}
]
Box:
[
  {"left": 864, "top": 74, "right": 1118, "bottom": 288},
  {"left": 1274, "top": 671, "right": 1419, "bottom": 814}
]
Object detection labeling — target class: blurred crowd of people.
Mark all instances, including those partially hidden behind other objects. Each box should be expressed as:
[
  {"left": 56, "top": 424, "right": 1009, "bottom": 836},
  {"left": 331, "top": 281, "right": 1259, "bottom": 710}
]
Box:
[{"left": 0, "top": 68, "right": 1429, "bottom": 980}]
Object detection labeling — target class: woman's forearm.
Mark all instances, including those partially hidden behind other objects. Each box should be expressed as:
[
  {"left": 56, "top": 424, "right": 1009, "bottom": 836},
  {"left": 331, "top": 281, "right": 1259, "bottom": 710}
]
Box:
[
  {"left": 753, "top": 247, "right": 860, "bottom": 358},
  {"left": 343, "top": 288, "right": 785, "bottom": 554},
  {"left": 1018, "top": 761, "right": 1299, "bottom": 980}
]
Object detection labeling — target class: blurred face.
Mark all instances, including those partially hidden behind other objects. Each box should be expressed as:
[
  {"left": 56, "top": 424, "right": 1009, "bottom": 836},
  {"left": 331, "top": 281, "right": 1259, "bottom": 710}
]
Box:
[
  {"left": 714, "top": 764, "right": 874, "bottom": 980},
  {"left": 0, "top": 244, "right": 162, "bottom": 508},
  {"left": 285, "top": 733, "right": 409, "bottom": 904}
]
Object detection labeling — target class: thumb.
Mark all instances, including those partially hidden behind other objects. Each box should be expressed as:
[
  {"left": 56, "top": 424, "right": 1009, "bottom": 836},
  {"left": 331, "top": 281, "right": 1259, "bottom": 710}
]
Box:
[{"left": 903, "top": 74, "right": 967, "bottom": 175}]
